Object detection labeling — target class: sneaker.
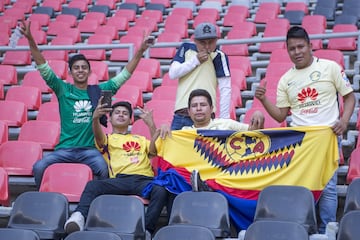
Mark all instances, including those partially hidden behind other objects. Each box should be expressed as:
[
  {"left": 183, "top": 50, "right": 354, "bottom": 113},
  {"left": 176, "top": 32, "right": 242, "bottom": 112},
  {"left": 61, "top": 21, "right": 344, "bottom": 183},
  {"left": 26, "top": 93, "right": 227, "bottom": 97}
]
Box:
[
  {"left": 191, "top": 170, "right": 213, "bottom": 192},
  {"left": 64, "top": 211, "right": 84, "bottom": 234}
]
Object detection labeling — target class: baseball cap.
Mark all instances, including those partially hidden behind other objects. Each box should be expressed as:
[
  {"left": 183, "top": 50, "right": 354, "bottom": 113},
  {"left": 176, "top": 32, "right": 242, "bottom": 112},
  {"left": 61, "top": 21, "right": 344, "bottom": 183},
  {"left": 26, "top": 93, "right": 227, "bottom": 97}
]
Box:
[{"left": 194, "top": 22, "right": 217, "bottom": 40}]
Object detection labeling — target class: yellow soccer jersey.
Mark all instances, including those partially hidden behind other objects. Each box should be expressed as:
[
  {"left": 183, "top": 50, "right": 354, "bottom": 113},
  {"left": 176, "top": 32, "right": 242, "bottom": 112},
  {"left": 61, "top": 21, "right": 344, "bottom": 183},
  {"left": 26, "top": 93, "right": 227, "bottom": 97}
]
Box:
[{"left": 97, "top": 133, "right": 154, "bottom": 178}]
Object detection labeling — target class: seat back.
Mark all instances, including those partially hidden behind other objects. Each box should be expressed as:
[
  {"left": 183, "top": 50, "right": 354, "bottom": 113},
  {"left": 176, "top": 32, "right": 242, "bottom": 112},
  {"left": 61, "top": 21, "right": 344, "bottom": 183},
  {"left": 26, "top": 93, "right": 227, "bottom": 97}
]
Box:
[
  {"left": 153, "top": 225, "right": 215, "bottom": 240},
  {"left": 254, "top": 185, "right": 317, "bottom": 234},
  {"left": 65, "top": 231, "right": 123, "bottom": 240},
  {"left": 344, "top": 178, "right": 360, "bottom": 214},
  {"left": 39, "top": 163, "right": 93, "bottom": 203},
  {"left": 5, "top": 86, "right": 42, "bottom": 110},
  {"left": 0, "top": 120, "right": 8, "bottom": 144},
  {"left": 85, "top": 195, "right": 146, "bottom": 239},
  {"left": 0, "top": 140, "right": 43, "bottom": 176},
  {"left": 8, "top": 191, "right": 68, "bottom": 240},
  {"left": 244, "top": 220, "right": 309, "bottom": 240},
  {"left": 0, "top": 167, "right": 9, "bottom": 206},
  {"left": 337, "top": 210, "right": 360, "bottom": 240},
  {"left": 18, "top": 120, "right": 60, "bottom": 150},
  {"left": 0, "top": 228, "right": 40, "bottom": 240},
  {"left": 36, "top": 102, "right": 60, "bottom": 122},
  {"left": 169, "top": 191, "right": 231, "bottom": 238}
]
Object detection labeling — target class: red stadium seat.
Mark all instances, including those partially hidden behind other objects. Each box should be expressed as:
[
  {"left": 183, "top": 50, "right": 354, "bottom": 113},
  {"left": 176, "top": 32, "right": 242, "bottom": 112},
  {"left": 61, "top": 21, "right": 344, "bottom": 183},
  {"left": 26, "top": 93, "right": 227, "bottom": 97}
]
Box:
[
  {"left": 84, "top": 11, "right": 107, "bottom": 25},
  {"left": 106, "top": 16, "right": 129, "bottom": 32},
  {"left": 269, "top": 48, "right": 291, "bottom": 63},
  {"left": 285, "top": 2, "right": 309, "bottom": 14},
  {"left": 80, "top": 34, "right": 113, "bottom": 60},
  {"left": 170, "top": 7, "right": 193, "bottom": 20},
  {"left": 2, "top": 51, "right": 31, "bottom": 66},
  {"left": 95, "top": 25, "right": 118, "bottom": 40},
  {"left": 56, "top": 28, "right": 81, "bottom": 43},
  {"left": 0, "top": 65, "right": 17, "bottom": 85},
  {"left": 135, "top": 58, "right": 161, "bottom": 79},
  {"left": 0, "top": 140, "right": 43, "bottom": 176},
  {"left": 22, "top": 70, "right": 53, "bottom": 93},
  {"left": 254, "top": 2, "right": 280, "bottom": 24},
  {"left": 131, "top": 119, "right": 152, "bottom": 140},
  {"left": 151, "top": 85, "right": 177, "bottom": 101},
  {"left": 313, "top": 49, "right": 345, "bottom": 70},
  {"left": 161, "top": 72, "right": 178, "bottom": 87},
  {"left": 144, "top": 99, "right": 175, "bottom": 125},
  {"left": 244, "top": 107, "right": 287, "bottom": 128},
  {"left": 110, "top": 35, "right": 143, "bottom": 62},
  {"left": 47, "top": 21, "right": 72, "bottom": 36},
  {"left": 149, "top": 32, "right": 182, "bottom": 59},
  {"left": 68, "top": 0, "right": 88, "bottom": 12},
  {"left": 48, "top": 59, "right": 68, "bottom": 80},
  {"left": 78, "top": 19, "right": 101, "bottom": 33},
  {"left": 55, "top": 14, "right": 78, "bottom": 27},
  {"left": 259, "top": 18, "right": 290, "bottom": 53},
  {"left": 327, "top": 24, "right": 358, "bottom": 51},
  {"left": 0, "top": 100, "right": 27, "bottom": 127},
  {"left": 42, "top": 0, "right": 62, "bottom": 12},
  {"left": 265, "top": 62, "right": 294, "bottom": 79},
  {"left": 346, "top": 147, "right": 360, "bottom": 184},
  {"left": 141, "top": 9, "right": 163, "bottom": 23},
  {"left": 89, "top": 60, "right": 109, "bottom": 81},
  {"left": 222, "top": 29, "right": 252, "bottom": 56},
  {"left": 29, "top": 13, "right": 51, "bottom": 27},
  {"left": 124, "top": 71, "right": 153, "bottom": 92},
  {"left": 39, "top": 163, "right": 93, "bottom": 202},
  {"left": 112, "top": 85, "right": 143, "bottom": 108},
  {"left": 18, "top": 120, "right": 60, "bottom": 150},
  {"left": 96, "top": 0, "right": 117, "bottom": 9},
  {"left": 113, "top": 9, "right": 136, "bottom": 22},
  {"left": 36, "top": 102, "right": 60, "bottom": 123},
  {"left": 302, "top": 15, "right": 326, "bottom": 50},
  {"left": 228, "top": 56, "right": 252, "bottom": 76},
  {"left": 5, "top": 86, "right": 42, "bottom": 111},
  {"left": 230, "top": 68, "right": 247, "bottom": 91}
]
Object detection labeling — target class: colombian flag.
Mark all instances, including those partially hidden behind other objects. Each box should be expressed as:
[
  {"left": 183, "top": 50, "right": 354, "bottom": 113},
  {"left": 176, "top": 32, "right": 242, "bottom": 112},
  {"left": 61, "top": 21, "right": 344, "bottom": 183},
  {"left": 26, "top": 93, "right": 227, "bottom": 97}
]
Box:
[{"left": 153, "top": 126, "right": 339, "bottom": 231}]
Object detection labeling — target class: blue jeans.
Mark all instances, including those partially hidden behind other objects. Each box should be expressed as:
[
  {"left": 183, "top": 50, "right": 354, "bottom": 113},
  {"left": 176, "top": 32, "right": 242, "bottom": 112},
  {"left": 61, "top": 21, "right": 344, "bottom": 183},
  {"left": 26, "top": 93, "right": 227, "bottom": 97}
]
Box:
[
  {"left": 33, "top": 147, "right": 109, "bottom": 188},
  {"left": 317, "top": 137, "right": 340, "bottom": 234},
  {"left": 75, "top": 174, "right": 168, "bottom": 233},
  {"left": 171, "top": 114, "right": 193, "bottom": 130}
]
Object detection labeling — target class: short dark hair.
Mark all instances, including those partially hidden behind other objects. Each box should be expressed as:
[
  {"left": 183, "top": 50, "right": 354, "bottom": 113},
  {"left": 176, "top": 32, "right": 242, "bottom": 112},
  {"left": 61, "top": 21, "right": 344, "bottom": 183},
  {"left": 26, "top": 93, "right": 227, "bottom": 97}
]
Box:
[
  {"left": 68, "top": 54, "right": 91, "bottom": 71},
  {"left": 110, "top": 101, "right": 132, "bottom": 117},
  {"left": 188, "top": 89, "right": 213, "bottom": 108},
  {"left": 286, "top": 26, "right": 310, "bottom": 44}
]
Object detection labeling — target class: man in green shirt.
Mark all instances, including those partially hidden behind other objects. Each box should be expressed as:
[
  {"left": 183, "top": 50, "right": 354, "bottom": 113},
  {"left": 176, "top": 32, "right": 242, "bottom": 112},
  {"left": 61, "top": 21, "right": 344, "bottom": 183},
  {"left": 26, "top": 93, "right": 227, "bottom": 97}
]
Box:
[{"left": 20, "top": 20, "right": 151, "bottom": 188}]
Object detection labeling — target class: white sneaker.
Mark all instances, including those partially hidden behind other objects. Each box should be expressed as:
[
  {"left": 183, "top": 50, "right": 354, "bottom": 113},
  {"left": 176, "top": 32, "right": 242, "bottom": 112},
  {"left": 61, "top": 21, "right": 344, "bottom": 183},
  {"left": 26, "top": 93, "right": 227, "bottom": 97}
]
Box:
[{"left": 64, "top": 211, "right": 84, "bottom": 234}]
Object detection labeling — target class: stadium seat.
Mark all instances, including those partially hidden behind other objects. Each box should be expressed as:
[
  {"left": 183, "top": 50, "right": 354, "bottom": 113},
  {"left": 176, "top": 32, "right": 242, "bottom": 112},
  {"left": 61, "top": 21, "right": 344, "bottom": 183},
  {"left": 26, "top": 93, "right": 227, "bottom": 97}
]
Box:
[
  {"left": 337, "top": 210, "right": 360, "bottom": 240},
  {"left": 141, "top": 9, "right": 163, "bottom": 23},
  {"left": 48, "top": 59, "right": 68, "bottom": 80},
  {"left": 56, "top": 28, "right": 81, "bottom": 43},
  {"left": 230, "top": 68, "right": 247, "bottom": 91},
  {"left": 33, "top": 6, "right": 55, "bottom": 18},
  {"left": 106, "top": 15, "right": 129, "bottom": 32},
  {"left": 223, "top": 5, "right": 249, "bottom": 27},
  {"left": 302, "top": 15, "right": 326, "bottom": 50},
  {"left": 153, "top": 225, "right": 215, "bottom": 240},
  {"left": 0, "top": 167, "right": 9, "bottom": 206},
  {"left": 110, "top": 35, "right": 143, "bottom": 62},
  {"left": 151, "top": 85, "right": 177, "bottom": 101},
  {"left": 112, "top": 84, "right": 143, "bottom": 108},
  {"left": 0, "top": 100, "right": 27, "bottom": 127},
  {"left": 0, "top": 140, "right": 42, "bottom": 176},
  {"left": 222, "top": 29, "right": 252, "bottom": 56},
  {"left": 244, "top": 220, "right": 309, "bottom": 240},
  {"left": 264, "top": 62, "right": 294, "bottom": 80},
  {"left": 144, "top": 99, "right": 175, "bottom": 125},
  {"left": 18, "top": 120, "right": 60, "bottom": 150},
  {"left": 149, "top": 32, "right": 182, "bottom": 59},
  {"left": 42, "top": 0, "right": 62, "bottom": 12},
  {"left": 123, "top": 70, "right": 153, "bottom": 92},
  {"left": 170, "top": 7, "right": 193, "bottom": 20},
  {"left": 134, "top": 16, "right": 158, "bottom": 33},
  {"left": 61, "top": 7, "right": 82, "bottom": 19},
  {"left": 135, "top": 58, "right": 161, "bottom": 79},
  {"left": 43, "top": 36, "right": 75, "bottom": 61},
  {"left": 341, "top": 0, "right": 360, "bottom": 21},
  {"left": 284, "top": 10, "right": 305, "bottom": 25},
  {"left": 131, "top": 119, "right": 152, "bottom": 140},
  {"left": 89, "top": 60, "right": 109, "bottom": 81},
  {"left": 334, "top": 14, "right": 358, "bottom": 26},
  {"left": 0, "top": 65, "right": 17, "bottom": 85},
  {"left": 2, "top": 50, "right": 31, "bottom": 66},
  {"left": 169, "top": 191, "right": 231, "bottom": 238},
  {"left": 67, "top": 0, "right": 88, "bottom": 12},
  {"left": 173, "top": 1, "right": 197, "bottom": 12},
  {"left": 254, "top": 2, "right": 280, "bottom": 24},
  {"left": 118, "top": 2, "right": 139, "bottom": 14},
  {"left": 163, "top": 15, "right": 188, "bottom": 38},
  {"left": 346, "top": 147, "right": 360, "bottom": 184},
  {"left": 254, "top": 185, "right": 317, "bottom": 234},
  {"left": 29, "top": 13, "right": 51, "bottom": 27},
  {"left": 89, "top": 4, "right": 111, "bottom": 16},
  {"left": 64, "top": 231, "right": 123, "bottom": 240},
  {"left": 36, "top": 102, "right": 60, "bottom": 122},
  {"left": 84, "top": 195, "right": 146, "bottom": 239},
  {"left": 269, "top": 48, "right": 291, "bottom": 63},
  {"left": 161, "top": 72, "right": 178, "bottom": 87},
  {"left": 343, "top": 178, "right": 360, "bottom": 214},
  {"left": 8, "top": 191, "right": 68, "bottom": 240},
  {"left": 3, "top": 7, "right": 26, "bottom": 21},
  {"left": 22, "top": 70, "right": 53, "bottom": 93},
  {"left": 80, "top": 34, "right": 113, "bottom": 61},
  {"left": 55, "top": 14, "right": 77, "bottom": 27},
  {"left": 39, "top": 163, "right": 93, "bottom": 203},
  {"left": 5, "top": 86, "right": 42, "bottom": 111},
  {"left": 0, "top": 229, "right": 40, "bottom": 240},
  {"left": 193, "top": 15, "right": 217, "bottom": 28},
  {"left": 114, "top": 8, "right": 137, "bottom": 22},
  {"left": 327, "top": 24, "right": 358, "bottom": 51},
  {"left": 94, "top": 25, "right": 118, "bottom": 40},
  {"left": 228, "top": 56, "right": 252, "bottom": 76},
  {"left": 84, "top": 11, "right": 107, "bottom": 25},
  {"left": 78, "top": 18, "right": 101, "bottom": 33},
  {"left": 259, "top": 18, "right": 290, "bottom": 53},
  {"left": 47, "top": 21, "right": 73, "bottom": 36},
  {"left": 243, "top": 106, "right": 287, "bottom": 128},
  {"left": 313, "top": 49, "right": 345, "bottom": 70}
]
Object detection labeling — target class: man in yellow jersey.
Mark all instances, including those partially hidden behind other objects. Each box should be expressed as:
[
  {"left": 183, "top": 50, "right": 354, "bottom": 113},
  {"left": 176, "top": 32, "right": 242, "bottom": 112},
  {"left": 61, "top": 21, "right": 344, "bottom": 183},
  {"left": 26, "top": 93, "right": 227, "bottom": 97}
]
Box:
[
  {"left": 255, "top": 26, "right": 355, "bottom": 233},
  {"left": 64, "top": 101, "right": 167, "bottom": 235}
]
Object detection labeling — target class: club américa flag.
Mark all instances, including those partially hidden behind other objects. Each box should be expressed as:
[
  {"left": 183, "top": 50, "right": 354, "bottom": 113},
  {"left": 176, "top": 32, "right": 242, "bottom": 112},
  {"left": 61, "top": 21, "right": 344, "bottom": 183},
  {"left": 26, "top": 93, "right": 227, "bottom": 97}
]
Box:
[{"left": 151, "top": 126, "right": 339, "bottom": 231}]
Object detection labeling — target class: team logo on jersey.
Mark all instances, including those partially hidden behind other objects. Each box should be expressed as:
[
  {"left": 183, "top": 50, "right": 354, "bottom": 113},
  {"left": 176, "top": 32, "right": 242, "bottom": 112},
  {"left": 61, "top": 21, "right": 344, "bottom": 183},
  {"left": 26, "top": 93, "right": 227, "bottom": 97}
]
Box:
[
  {"left": 74, "top": 100, "right": 92, "bottom": 112},
  {"left": 309, "top": 71, "right": 320, "bottom": 81},
  {"left": 297, "top": 87, "right": 318, "bottom": 103}
]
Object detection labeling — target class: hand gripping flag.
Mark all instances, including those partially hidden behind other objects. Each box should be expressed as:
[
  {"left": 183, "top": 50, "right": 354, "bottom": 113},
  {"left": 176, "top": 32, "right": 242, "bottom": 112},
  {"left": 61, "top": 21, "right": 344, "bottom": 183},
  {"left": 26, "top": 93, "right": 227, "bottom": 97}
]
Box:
[{"left": 153, "top": 126, "right": 339, "bottom": 230}]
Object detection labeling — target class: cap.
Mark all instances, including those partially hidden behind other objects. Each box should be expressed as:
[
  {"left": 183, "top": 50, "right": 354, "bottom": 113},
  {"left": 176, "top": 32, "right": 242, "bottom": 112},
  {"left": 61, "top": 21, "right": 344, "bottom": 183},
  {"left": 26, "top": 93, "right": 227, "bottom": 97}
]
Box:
[{"left": 194, "top": 23, "right": 217, "bottom": 40}]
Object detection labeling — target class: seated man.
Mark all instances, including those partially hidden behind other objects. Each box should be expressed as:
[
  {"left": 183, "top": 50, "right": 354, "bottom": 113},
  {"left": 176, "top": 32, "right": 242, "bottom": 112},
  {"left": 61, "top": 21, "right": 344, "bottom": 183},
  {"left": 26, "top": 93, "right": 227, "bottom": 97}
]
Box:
[
  {"left": 150, "top": 88, "right": 265, "bottom": 191},
  {"left": 64, "top": 100, "right": 168, "bottom": 235}
]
